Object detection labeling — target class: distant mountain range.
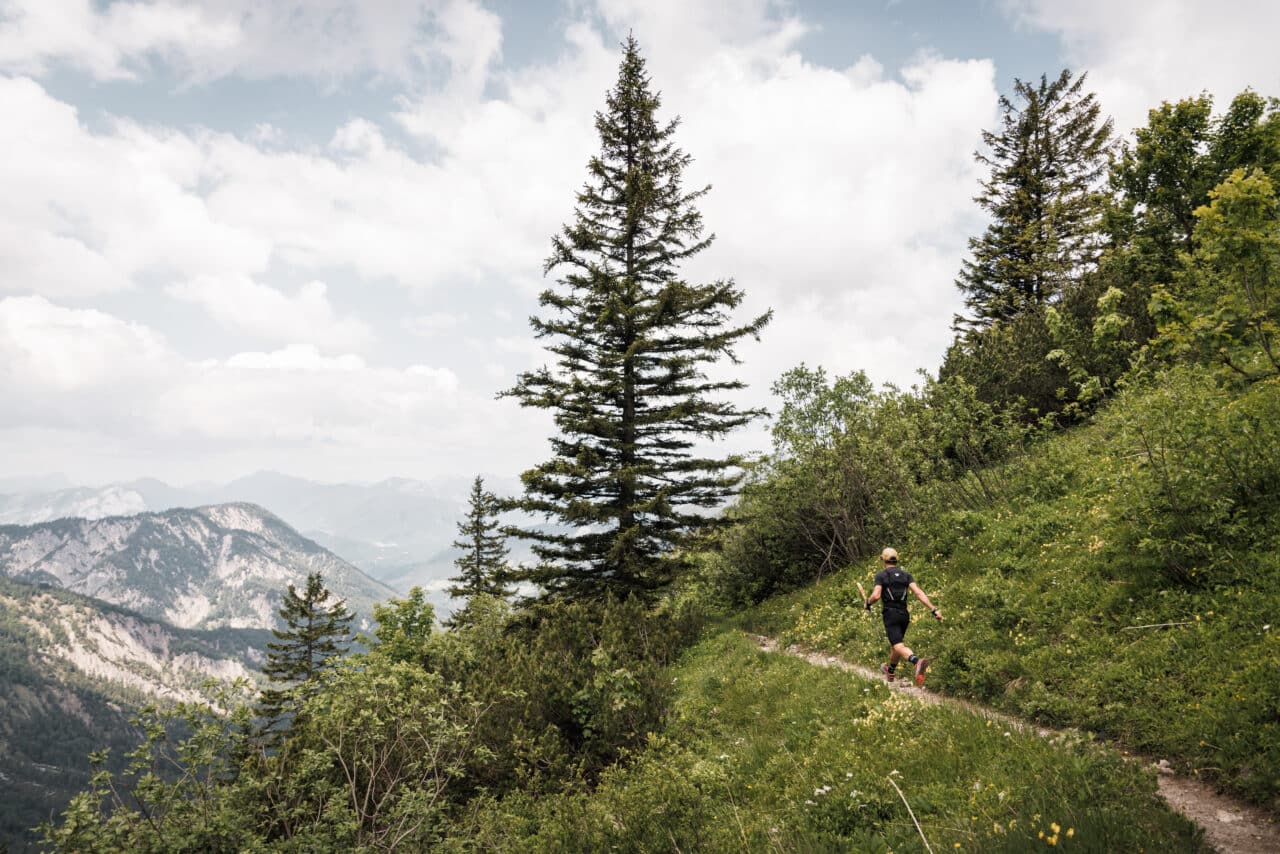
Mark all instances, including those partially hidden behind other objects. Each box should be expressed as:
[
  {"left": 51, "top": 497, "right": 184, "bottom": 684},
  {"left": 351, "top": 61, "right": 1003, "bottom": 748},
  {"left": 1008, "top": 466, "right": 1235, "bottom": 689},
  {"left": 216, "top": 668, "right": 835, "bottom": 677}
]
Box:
[
  {"left": 0, "top": 503, "right": 395, "bottom": 630},
  {"left": 0, "top": 576, "right": 271, "bottom": 850},
  {"left": 0, "top": 472, "right": 502, "bottom": 595}
]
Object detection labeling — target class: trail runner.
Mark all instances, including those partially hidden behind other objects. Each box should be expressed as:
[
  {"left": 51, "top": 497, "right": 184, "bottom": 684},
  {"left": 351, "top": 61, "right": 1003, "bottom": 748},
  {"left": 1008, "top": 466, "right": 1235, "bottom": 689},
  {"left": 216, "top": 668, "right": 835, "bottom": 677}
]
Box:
[{"left": 864, "top": 547, "right": 942, "bottom": 686}]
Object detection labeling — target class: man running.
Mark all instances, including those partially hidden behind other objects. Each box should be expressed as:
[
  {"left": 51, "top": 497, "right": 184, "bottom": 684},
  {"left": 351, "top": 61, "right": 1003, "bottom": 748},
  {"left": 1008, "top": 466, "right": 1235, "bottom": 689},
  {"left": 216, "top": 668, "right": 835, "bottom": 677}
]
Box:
[{"left": 864, "top": 547, "right": 942, "bottom": 686}]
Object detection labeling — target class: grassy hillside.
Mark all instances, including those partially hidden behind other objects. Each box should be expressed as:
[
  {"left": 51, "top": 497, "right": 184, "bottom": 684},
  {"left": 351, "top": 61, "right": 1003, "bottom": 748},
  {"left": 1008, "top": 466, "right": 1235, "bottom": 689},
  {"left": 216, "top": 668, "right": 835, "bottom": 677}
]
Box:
[
  {"left": 742, "top": 369, "right": 1280, "bottom": 811},
  {"left": 445, "top": 630, "right": 1203, "bottom": 851}
]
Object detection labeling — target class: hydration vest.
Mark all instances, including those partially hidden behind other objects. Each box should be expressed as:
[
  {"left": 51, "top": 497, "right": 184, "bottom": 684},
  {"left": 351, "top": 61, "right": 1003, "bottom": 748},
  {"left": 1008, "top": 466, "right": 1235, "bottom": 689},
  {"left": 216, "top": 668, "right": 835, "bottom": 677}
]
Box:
[{"left": 883, "top": 569, "right": 910, "bottom": 607}]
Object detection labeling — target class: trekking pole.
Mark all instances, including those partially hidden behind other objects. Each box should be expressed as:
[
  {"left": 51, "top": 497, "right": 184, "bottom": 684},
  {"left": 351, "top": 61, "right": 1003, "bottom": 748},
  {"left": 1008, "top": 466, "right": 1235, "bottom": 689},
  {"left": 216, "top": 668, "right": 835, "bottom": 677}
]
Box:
[{"left": 856, "top": 581, "right": 870, "bottom": 614}]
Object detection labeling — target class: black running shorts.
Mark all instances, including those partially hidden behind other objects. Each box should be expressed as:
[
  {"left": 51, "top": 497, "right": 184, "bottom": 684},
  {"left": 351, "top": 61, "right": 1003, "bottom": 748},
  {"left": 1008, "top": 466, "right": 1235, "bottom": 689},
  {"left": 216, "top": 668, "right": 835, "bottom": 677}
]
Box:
[{"left": 883, "top": 610, "right": 910, "bottom": 645}]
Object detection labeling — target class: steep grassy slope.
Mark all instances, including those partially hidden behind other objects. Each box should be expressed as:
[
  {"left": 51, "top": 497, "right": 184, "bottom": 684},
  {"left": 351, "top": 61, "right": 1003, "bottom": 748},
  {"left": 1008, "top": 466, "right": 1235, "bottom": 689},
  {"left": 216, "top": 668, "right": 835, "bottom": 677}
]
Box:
[
  {"left": 744, "top": 371, "right": 1280, "bottom": 810},
  {"left": 446, "top": 630, "right": 1202, "bottom": 851}
]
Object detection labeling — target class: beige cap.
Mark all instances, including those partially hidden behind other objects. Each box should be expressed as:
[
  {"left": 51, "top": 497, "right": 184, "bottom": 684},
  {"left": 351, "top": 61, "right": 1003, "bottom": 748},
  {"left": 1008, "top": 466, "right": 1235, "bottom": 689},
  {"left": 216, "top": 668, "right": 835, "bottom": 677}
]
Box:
[{"left": 881, "top": 547, "right": 899, "bottom": 564}]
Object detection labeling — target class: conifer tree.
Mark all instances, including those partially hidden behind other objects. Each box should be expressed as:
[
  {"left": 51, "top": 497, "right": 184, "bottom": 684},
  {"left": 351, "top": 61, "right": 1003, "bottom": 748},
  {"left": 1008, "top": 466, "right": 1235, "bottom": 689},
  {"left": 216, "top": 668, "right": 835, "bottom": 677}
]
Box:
[
  {"left": 447, "top": 475, "right": 512, "bottom": 602},
  {"left": 504, "top": 36, "right": 771, "bottom": 603},
  {"left": 257, "top": 572, "right": 352, "bottom": 729},
  {"left": 956, "top": 69, "right": 1113, "bottom": 329}
]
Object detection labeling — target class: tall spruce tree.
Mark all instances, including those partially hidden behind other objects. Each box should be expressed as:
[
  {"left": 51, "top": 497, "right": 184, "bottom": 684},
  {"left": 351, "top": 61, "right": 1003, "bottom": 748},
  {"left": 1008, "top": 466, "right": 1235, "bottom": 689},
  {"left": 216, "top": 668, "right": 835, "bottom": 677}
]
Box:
[
  {"left": 447, "top": 475, "right": 512, "bottom": 602},
  {"left": 504, "top": 36, "right": 771, "bottom": 603},
  {"left": 257, "top": 572, "right": 352, "bottom": 730},
  {"left": 955, "top": 69, "right": 1113, "bottom": 329}
]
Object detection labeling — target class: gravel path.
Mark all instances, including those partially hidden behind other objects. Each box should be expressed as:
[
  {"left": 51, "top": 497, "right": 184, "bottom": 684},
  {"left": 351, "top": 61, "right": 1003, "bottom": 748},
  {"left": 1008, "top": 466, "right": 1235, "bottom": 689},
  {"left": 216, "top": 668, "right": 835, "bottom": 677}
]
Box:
[{"left": 753, "top": 635, "right": 1280, "bottom": 854}]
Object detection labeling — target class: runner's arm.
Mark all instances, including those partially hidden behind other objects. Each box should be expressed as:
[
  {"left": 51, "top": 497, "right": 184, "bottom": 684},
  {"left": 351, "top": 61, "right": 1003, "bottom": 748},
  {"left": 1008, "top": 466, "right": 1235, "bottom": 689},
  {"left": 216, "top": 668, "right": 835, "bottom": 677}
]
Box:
[
  {"left": 864, "top": 584, "right": 882, "bottom": 609},
  {"left": 908, "top": 582, "right": 942, "bottom": 620}
]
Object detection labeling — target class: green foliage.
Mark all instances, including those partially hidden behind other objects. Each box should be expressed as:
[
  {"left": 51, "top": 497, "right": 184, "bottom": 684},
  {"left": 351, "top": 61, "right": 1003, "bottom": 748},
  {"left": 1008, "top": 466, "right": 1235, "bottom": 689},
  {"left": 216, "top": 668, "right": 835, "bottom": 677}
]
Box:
[
  {"left": 43, "top": 683, "right": 261, "bottom": 853},
  {"left": 1101, "top": 367, "right": 1280, "bottom": 584},
  {"left": 740, "top": 367, "right": 1280, "bottom": 810},
  {"left": 1153, "top": 168, "right": 1280, "bottom": 377},
  {"left": 447, "top": 476, "right": 512, "bottom": 624},
  {"left": 370, "top": 586, "right": 437, "bottom": 664},
  {"left": 257, "top": 572, "right": 353, "bottom": 736},
  {"left": 43, "top": 578, "right": 704, "bottom": 851},
  {"left": 503, "top": 36, "right": 770, "bottom": 603},
  {"left": 712, "top": 367, "right": 1032, "bottom": 606},
  {"left": 942, "top": 307, "right": 1075, "bottom": 421},
  {"left": 956, "top": 69, "right": 1112, "bottom": 330},
  {"left": 445, "top": 632, "right": 1200, "bottom": 852}
]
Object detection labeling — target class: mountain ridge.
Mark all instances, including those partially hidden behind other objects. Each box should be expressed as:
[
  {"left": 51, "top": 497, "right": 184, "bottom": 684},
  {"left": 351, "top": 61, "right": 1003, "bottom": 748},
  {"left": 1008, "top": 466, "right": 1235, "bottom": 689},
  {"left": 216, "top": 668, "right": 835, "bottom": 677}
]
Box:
[{"left": 0, "top": 503, "right": 394, "bottom": 631}]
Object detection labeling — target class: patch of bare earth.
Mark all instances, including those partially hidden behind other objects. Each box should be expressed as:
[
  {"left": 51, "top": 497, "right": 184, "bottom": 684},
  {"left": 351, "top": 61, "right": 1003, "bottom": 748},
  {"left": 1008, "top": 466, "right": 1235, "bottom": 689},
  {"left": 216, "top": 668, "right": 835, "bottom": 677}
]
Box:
[{"left": 753, "top": 635, "right": 1280, "bottom": 854}]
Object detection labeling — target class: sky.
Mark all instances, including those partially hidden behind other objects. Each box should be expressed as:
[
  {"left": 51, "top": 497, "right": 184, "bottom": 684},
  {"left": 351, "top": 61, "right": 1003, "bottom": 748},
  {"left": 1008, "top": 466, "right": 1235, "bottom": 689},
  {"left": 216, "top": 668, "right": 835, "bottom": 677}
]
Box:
[{"left": 1, "top": 0, "right": 1277, "bottom": 488}]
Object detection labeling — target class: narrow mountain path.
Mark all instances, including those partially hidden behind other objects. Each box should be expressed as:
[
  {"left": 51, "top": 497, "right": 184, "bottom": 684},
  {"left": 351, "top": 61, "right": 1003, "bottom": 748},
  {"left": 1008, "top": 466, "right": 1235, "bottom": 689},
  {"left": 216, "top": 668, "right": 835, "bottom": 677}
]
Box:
[{"left": 753, "top": 635, "right": 1280, "bottom": 854}]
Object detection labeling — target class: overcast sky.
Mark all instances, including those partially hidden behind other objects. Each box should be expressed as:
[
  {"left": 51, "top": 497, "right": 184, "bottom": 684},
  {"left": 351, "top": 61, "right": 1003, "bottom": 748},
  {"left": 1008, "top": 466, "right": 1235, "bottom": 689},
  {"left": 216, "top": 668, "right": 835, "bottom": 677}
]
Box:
[{"left": 1, "top": 0, "right": 1277, "bottom": 488}]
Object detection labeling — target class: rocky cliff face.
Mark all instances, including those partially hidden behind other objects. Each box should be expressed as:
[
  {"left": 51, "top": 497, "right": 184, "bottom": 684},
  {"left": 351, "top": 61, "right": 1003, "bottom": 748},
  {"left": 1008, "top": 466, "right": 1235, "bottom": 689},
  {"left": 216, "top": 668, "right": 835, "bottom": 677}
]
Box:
[
  {"left": 0, "top": 503, "right": 394, "bottom": 630},
  {"left": 0, "top": 577, "right": 274, "bottom": 851}
]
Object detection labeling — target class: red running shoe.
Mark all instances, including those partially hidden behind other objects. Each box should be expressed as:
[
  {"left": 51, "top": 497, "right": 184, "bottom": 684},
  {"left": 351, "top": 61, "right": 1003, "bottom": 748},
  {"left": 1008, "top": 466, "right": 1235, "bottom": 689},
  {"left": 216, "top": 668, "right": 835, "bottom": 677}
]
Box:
[
  {"left": 914, "top": 658, "right": 930, "bottom": 687},
  {"left": 881, "top": 663, "right": 895, "bottom": 683}
]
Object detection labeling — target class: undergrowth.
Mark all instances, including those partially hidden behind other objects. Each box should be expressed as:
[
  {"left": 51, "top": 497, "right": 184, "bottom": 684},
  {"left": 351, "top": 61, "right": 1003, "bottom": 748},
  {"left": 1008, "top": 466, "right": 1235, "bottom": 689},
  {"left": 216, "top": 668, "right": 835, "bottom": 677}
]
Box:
[
  {"left": 445, "top": 631, "right": 1202, "bottom": 852},
  {"left": 742, "top": 371, "right": 1280, "bottom": 811}
]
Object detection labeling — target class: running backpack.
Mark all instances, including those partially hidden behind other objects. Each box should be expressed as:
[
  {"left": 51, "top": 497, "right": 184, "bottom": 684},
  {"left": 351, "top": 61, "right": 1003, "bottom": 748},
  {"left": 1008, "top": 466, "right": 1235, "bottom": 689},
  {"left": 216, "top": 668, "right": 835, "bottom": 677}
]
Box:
[{"left": 883, "top": 570, "right": 909, "bottom": 604}]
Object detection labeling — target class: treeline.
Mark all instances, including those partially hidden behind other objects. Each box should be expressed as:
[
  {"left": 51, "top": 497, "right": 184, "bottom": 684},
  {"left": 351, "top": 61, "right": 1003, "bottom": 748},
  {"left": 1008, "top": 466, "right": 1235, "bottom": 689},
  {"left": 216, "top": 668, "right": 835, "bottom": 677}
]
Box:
[{"left": 705, "top": 74, "right": 1280, "bottom": 604}]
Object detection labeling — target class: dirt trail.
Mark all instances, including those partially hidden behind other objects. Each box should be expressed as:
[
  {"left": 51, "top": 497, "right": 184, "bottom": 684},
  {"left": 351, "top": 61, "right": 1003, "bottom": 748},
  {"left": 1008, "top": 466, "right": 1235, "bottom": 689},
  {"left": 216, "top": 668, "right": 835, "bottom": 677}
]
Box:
[{"left": 753, "top": 635, "right": 1279, "bottom": 854}]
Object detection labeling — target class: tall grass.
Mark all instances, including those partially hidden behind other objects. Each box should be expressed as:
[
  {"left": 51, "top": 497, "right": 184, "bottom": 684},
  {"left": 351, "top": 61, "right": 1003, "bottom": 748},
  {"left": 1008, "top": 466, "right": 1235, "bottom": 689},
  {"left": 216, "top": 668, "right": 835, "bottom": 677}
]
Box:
[{"left": 445, "top": 631, "right": 1203, "bottom": 851}]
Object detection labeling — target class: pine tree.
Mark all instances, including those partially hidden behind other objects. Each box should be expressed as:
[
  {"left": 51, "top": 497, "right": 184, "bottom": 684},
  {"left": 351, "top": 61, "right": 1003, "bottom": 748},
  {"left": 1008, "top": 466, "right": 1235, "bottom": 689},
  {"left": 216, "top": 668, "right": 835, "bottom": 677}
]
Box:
[
  {"left": 447, "top": 475, "right": 512, "bottom": 602},
  {"left": 504, "top": 36, "right": 771, "bottom": 603},
  {"left": 956, "top": 69, "right": 1113, "bottom": 329},
  {"left": 256, "top": 572, "right": 352, "bottom": 730}
]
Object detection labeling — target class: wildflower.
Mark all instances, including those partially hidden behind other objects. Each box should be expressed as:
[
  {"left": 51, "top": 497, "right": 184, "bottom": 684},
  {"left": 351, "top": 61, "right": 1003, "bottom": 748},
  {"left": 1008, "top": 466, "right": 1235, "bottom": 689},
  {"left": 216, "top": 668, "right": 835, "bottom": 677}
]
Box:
[
  {"left": 1066, "top": 828, "right": 1074, "bottom": 838},
  {"left": 1050, "top": 822, "right": 1060, "bottom": 834}
]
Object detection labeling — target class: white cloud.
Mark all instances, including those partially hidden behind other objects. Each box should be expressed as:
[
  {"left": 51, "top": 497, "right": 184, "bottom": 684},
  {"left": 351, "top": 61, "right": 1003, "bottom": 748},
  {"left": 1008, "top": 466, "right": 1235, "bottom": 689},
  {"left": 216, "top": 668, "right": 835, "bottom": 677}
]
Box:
[
  {"left": 1005, "top": 0, "right": 1280, "bottom": 133},
  {"left": 0, "top": 296, "right": 536, "bottom": 477},
  {"left": 167, "top": 275, "right": 372, "bottom": 351},
  {"left": 0, "top": 0, "right": 500, "bottom": 84},
  {"left": 397, "top": 7, "right": 994, "bottom": 389},
  {"left": 403, "top": 311, "right": 463, "bottom": 334},
  {"left": 0, "top": 75, "right": 268, "bottom": 297},
  {"left": 0, "top": 1, "right": 1003, "bottom": 483},
  {"left": 0, "top": 295, "right": 170, "bottom": 391}
]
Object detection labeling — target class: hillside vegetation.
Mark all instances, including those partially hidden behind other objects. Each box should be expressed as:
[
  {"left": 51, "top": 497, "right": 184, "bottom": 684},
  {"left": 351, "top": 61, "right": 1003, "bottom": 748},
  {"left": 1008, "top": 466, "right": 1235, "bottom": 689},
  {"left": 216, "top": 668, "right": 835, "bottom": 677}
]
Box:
[
  {"left": 444, "top": 631, "right": 1202, "bottom": 852},
  {"left": 0, "top": 578, "right": 269, "bottom": 850},
  {"left": 740, "top": 367, "right": 1280, "bottom": 810}
]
